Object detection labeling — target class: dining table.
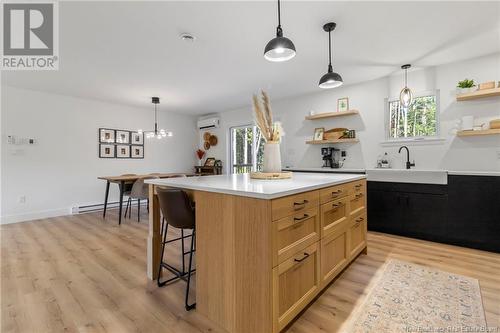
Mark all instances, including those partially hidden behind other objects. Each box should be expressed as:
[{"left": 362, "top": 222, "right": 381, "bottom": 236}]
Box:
[{"left": 98, "top": 173, "right": 192, "bottom": 224}]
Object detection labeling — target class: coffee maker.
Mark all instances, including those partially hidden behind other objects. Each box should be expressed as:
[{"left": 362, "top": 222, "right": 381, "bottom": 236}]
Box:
[{"left": 321, "top": 147, "right": 342, "bottom": 168}]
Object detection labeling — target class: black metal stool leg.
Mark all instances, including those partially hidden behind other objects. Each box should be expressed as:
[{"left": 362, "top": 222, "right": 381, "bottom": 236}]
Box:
[
  {"left": 181, "top": 229, "right": 185, "bottom": 274},
  {"left": 157, "top": 220, "right": 169, "bottom": 287},
  {"left": 124, "top": 197, "right": 130, "bottom": 217},
  {"left": 185, "top": 229, "right": 196, "bottom": 311}
]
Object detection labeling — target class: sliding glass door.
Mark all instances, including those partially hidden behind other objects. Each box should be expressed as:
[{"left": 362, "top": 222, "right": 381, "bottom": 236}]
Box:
[{"left": 230, "top": 125, "right": 264, "bottom": 174}]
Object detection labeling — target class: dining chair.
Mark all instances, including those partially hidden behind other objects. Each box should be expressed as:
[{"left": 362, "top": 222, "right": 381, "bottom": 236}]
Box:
[{"left": 126, "top": 176, "right": 157, "bottom": 222}]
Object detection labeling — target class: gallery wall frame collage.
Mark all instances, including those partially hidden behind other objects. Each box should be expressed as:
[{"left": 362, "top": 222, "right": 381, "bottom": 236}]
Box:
[{"left": 99, "top": 128, "right": 144, "bottom": 159}]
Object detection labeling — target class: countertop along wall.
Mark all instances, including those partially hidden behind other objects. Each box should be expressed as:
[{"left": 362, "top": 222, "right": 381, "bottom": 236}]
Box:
[
  {"left": 199, "top": 53, "right": 500, "bottom": 173},
  {"left": 1, "top": 86, "right": 198, "bottom": 224}
]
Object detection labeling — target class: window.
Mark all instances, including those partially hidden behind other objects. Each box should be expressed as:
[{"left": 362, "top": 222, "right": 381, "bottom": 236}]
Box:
[
  {"left": 230, "top": 125, "right": 264, "bottom": 174},
  {"left": 387, "top": 91, "right": 439, "bottom": 140}
]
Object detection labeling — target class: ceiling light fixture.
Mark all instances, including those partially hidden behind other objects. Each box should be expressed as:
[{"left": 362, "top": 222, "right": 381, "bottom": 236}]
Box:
[
  {"left": 264, "top": 0, "right": 296, "bottom": 62},
  {"left": 138, "top": 97, "right": 173, "bottom": 139},
  {"left": 319, "top": 22, "right": 343, "bottom": 89},
  {"left": 399, "top": 64, "right": 413, "bottom": 108}
]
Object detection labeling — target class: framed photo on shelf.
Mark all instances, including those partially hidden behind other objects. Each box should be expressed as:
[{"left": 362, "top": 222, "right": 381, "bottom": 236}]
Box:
[
  {"left": 131, "top": 145, "right": 144, "bottom": 159},
  {"left": 99, "top": 144, "right": 115, "bottom": 158},
  {"left": 204, "top": 157, "right": 216, "bottom": 167},
  {"left": 337, "top": 97, "right": 349, "bottom": 112},
  {"left": 116, "top": 130, "right": 130, "bottom": 144},
  {"left": 131, "top": 132, "right": 144, "bottom": 145},
  {"left": 116, "top": 144, "right": 130, "bottom": 158},
  {"left": 99, "top": 128, "right": 115, "bottom": 143},
  {"left": 313, "top": 127, "right": 325, "bottom": 141}
]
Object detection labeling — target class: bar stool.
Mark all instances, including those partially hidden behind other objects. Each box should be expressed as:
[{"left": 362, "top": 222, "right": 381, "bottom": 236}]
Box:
[{"left": 156, "top": 188, "right": 196, "bottom": 311}]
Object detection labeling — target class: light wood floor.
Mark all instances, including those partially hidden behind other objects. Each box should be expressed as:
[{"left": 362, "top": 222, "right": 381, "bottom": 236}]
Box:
[{"left": 1, "top": 209, "right": 499, "bottom": 333}]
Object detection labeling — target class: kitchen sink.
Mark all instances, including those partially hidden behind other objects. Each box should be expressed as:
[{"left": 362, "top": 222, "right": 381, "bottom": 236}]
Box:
[{"left": 365, "top": 169, "right": 448, "bottom": 185}]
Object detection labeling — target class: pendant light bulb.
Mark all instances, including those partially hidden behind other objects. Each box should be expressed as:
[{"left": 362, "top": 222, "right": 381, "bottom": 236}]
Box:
[
  {"left": 264, "top": 0, "right": 296, "bottom": 62},
  {"left": 399, "top": 64, "right": 412, "bottom": 107},
  {"left": 319, "top": 22, "right": 343, "bottom": 89}
]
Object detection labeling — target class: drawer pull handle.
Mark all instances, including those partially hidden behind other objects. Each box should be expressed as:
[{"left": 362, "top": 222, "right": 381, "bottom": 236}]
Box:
[
  {"left": 355, "top": 217, "right": 364, "bottom": 223},
  {"left": 294, "top": 252, "right": 310, "bottom": 263},
  {"left": 293, "top": 200, "right": 309, "bottom": 208},
  {"left": 355, "top": 193, "right": 363, "bottom": 199},
  {"left": 355, "top": 184, "right": 363, "bottom": 188},
  {"left": 294, "top": 214, "right": 309, "bottom": 222},
  {"left": 331, "top": 190, "right": 342, "bottom": 196}
]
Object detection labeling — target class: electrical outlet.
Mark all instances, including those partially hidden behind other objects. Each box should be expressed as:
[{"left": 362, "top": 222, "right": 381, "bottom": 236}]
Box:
[
  {"left": 341, "top": 150, "right": 347, "bottom": 157},
  {"left": 19, "top": 196, "right": 26, "bottom": 204}
]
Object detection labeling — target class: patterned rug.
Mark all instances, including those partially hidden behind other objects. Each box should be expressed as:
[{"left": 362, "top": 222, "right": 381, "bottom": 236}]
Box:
[{"left": 342, "top": 259, "right": 487, "bottom": 333}]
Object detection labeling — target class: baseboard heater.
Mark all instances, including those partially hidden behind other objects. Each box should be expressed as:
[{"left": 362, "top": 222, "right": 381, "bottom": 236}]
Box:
[{"left": 72, "top": 199, "right": 148, "bottom": 214}]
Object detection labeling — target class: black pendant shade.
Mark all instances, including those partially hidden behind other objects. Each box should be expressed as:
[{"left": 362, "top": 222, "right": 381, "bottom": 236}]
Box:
[
  {"left": 264, "top": 0, "right": 296, "bottom": 62},
  {"left": 319, "top": 22, "right": 343, "bottom": 89}
]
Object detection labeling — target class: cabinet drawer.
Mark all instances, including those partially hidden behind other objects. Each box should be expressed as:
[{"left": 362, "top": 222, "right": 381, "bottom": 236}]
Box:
[
  {"left": 320, "top": 197, "right": 349, "bottom": 238},
  {"left": 321, "top": 228, "right": 348, "bottom": 287},
  {"left": 272, "top": 207, "right": 320, "bottom": 266},
  {"left": 273, "top": 242, "right": 320, "bottom": 332},
  {"left": 319, "top": 184, "right": 348, "bottom": 204},
  {"left": 348, "top": 211, "right": 367, "bottom": 258},
  {"left": 349, "top": 179, "right": 366, "bottom": 195},
  {"left": 272, "top": 190, "right": 319, "bottom": 221},
  {"left": 349, "top": 191, "right": 366, "bottom": 216}
]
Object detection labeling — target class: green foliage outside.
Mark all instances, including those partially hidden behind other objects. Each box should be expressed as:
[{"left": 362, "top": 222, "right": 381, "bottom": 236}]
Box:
[
  {"left": 231, "top": 126, "right": 264, "bottom": 173},
  {"left": 389, "top": 95, "right": 437, "bottom": 139}
]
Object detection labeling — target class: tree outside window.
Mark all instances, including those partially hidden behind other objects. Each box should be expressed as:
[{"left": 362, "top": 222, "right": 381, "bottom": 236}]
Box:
[{"left": 388, "top": 93, "right": 438, "bottom": 139}]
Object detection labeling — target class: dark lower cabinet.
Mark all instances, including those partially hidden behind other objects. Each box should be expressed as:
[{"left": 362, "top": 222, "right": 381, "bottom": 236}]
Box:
[{"left": 367, "top": 176, "right": 500, "bottom": 253}]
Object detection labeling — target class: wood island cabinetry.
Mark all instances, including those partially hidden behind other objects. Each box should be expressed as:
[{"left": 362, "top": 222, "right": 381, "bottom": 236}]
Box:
[{"left": 147, "top": 174, "right": 367, "bottom": 333}]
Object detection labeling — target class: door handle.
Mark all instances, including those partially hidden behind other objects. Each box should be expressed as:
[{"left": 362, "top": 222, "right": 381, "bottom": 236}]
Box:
[
  {"left": 294, "top": 252, "right": 310, "bottom": 263},
  {"left": 355, "top": 217, "right": 364, "bottom": 223},
  {"left": 294, "top": 214, "right": 309, "bottom": 222}
]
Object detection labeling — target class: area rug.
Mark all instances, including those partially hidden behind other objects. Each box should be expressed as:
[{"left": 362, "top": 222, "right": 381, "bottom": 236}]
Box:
[{"left": 341, "top": 259, "right": 487, "bottom": 333}]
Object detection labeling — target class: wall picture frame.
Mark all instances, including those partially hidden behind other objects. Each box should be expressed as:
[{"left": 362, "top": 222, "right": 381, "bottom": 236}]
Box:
[
  {"left": 337, "top": 97, "right": 349, "bottom": 112},
  {"left": 116, "top": 144, "right": 130, "bottom": 158},
  {"left": 99, "top": 128, "right": 115, "bottom": 143},
  {"left": 131, "top": 145, "right": 144, "bottom": 159},
  {"left": 99, "top": 144, "right": 115, "bottom": 158},
  {"left": 204, "top": 157, "right": 216, "bottom": 167},
  {"left": 116, "top": 130, "right": 130, "bottom": 144},
  {"left": 131, "top": 132, "right": 144, "bottom": 145},
  {"left": 313, "top": 127, "right": 325, "bottom": 141}
]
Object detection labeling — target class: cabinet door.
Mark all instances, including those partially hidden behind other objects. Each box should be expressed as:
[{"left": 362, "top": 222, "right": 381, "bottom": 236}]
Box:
[
  {"left": 273, "top": 242, "right": 320, "bottom": 332},
  {"left": 403, "top": 192, "right": 447, "bottom": 241},
  {"left": 367, "top": 189, "right": 402, "bottom": 234},
  {"left": 320, "top": 197, "right": 349, "bottom": 237},
  {"left": 320, "top": 228, "right": 348, "bottom": 287},
  {"left": 348, "top": 211, "right": 367, "bottom": 258}
]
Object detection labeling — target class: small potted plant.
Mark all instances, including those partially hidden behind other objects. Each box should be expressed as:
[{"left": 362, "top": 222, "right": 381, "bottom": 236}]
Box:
[{"left": 457, "top": 79, "right": 476, "bottom": 95}]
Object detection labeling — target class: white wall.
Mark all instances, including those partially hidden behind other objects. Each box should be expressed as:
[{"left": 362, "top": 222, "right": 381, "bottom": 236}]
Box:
[
  {"left": 1, "top": 86, "right": 198, "bottom": 223},
  {"left": 200, "top": 53, "right": 500, "bottom": 173}
]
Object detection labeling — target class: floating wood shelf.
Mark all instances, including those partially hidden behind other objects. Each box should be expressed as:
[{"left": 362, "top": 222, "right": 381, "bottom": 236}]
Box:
[
  {"left": 456, "top": 129, "right": 500, "bottom": 137},
  {"left": 306, "top": 138, "right": 359, "bottom": 144},
  {"left": 305, "top": 110, "right": 359, "bottom": 120},
  {"left": 456, "top": 88, "right": 500, "bottom": 101}
]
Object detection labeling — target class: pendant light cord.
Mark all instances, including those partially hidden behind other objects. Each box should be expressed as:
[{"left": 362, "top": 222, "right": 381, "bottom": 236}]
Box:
[
  {"left": 404, "top": 68, "right": 408, "bottom": 88},
  {"left": 276, "top": 0, "right": 283, "bottom": 36},
  {"left": 154, "top": 103, "right": 158, "bottom": 134},
  {"left": 328, "top": 29, "right": 333, "bottom": 73}
]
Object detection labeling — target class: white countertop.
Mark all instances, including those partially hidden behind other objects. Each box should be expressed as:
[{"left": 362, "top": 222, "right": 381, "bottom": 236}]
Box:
[
  {"left": 283, "top": 167, "right": 366, "bottom": 173},
  {"left": 448, "top": 170, "right": 500, "bottom": 177},
  {"left": 145, "top": 172, "right": 366, "bottom": 199}
]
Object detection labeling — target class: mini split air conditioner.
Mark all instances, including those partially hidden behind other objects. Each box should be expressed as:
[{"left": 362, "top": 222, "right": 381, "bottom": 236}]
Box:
[{"left": 197, "top": 117, "right": 220, "bottom": 130}]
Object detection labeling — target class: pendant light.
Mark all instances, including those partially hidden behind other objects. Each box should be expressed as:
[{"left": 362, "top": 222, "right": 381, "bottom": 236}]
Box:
[
  {"left": 399, "top": 64, "right": 413, "bottom": 108},
  {"left": 264, "top": 0, "right": 296, "bottom": 62},
  {"left": 319, "top": 22, "right": 343, "bottom": 89},
  {"left": 138, "top": 97, "right": 173, "bottom": 139}
]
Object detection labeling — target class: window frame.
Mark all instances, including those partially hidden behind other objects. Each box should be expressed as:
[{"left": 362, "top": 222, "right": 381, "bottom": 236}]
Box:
[{"left": 384, "top": 89, "right": 441, "bottom": 143}]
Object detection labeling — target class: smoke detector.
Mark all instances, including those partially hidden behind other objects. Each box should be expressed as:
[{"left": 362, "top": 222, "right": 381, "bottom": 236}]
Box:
[{"left": 180, "top": 33, "right": 196, "bottom": 42}]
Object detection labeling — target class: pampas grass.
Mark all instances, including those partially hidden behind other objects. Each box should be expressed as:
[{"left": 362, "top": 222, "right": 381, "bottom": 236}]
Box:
[{"left": 252, "top": 90, "right": 284, "bottom": 142}]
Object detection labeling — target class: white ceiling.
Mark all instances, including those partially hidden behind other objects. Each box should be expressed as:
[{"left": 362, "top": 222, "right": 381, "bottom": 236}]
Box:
[{"left": 3, "top": 1, "right": 499, "bottom": 115}]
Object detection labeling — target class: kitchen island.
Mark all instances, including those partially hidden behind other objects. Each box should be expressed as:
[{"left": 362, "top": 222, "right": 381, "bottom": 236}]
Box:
[{"left": 146, "top": 173, "right": 367, "bottom": 333}]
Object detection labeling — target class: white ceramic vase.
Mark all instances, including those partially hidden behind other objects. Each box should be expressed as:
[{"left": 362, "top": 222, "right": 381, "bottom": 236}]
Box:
[{"left": 263, "top": 141, "right": 282, "bottom": 173}]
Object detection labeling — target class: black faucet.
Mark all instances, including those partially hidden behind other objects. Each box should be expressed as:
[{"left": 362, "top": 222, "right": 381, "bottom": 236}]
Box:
[{"left": 398, "top": 146, "right": 415, "bottom": 169}]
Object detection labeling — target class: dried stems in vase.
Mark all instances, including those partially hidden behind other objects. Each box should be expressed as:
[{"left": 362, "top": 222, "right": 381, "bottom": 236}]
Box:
[{"left": 252, "top": 90, "right": 284, "bottom": 142}]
